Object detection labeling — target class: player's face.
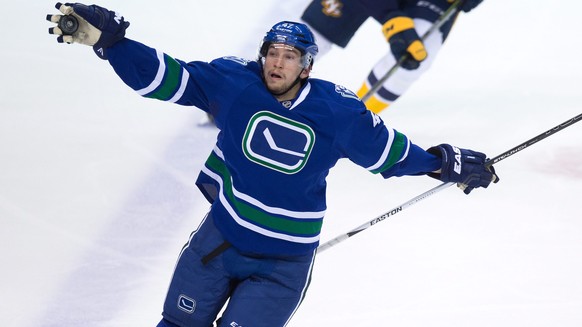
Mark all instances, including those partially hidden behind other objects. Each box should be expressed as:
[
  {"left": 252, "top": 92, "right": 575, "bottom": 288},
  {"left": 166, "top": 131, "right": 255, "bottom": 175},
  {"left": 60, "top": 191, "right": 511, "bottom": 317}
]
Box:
[{"left": 263, "top": 44, "right": 310, "bottom": 100}]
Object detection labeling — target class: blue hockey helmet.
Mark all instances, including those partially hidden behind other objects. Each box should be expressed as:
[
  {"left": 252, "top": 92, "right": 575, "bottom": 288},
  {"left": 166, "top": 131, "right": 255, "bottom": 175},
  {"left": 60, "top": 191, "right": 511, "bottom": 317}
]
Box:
[{"left": 259, "top": 21, "right": 319, "bottom": 68}]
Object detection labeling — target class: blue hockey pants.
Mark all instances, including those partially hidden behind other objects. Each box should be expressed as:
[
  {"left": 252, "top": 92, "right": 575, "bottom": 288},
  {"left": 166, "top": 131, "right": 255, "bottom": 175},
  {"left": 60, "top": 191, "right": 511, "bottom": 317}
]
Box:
[{"left": 157, "top": 213, "right": 316, "bottom": 327}]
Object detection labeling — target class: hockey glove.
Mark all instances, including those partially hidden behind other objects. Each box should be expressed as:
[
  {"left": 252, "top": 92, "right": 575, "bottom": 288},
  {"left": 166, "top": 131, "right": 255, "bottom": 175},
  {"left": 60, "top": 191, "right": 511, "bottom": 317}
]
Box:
[
  {"left": 47, "top": 2, "right": 130, "bottom": 60},
  {"left": 427, "top": 144, "right": 499, "bottom": 194},
  {"left": 382, "top": 11, "right": 427, "bottom": 70},
  {"left": 448, "top": 0, "right": 483, "bottom": 13}
]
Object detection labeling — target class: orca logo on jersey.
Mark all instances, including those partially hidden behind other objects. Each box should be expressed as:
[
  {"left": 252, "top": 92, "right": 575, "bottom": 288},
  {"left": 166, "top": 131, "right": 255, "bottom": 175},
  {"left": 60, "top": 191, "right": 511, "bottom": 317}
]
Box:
[
  {"left": 222, "top": 56, "right": 250, "bottom": 66},
  {"left": 335, "top": 84, "right": 359, "bottom": 101},
  {"left": 243, "top": 111, "right": 315, "bottom": 174}
]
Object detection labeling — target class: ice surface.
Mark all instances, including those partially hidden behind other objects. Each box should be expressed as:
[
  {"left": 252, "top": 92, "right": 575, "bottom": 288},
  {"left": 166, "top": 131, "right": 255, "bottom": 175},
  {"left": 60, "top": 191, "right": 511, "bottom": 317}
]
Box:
[{"left": 1, "top": 1, "right": 581, "bottom": 326}]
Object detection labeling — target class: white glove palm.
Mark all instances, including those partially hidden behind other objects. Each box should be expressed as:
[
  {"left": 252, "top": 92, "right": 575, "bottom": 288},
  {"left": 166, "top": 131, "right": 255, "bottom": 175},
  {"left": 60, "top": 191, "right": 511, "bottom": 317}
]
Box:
[
  {"left": 47, "top": 3, "right": 101, "bottom": 46},
  {"left": 47, "top": 2, "right": 129, "bottom": 59}
]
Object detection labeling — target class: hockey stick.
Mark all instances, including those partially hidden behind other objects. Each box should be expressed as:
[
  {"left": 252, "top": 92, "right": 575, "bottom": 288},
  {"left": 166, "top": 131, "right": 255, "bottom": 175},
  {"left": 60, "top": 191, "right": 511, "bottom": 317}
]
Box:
[
  {"left": 317, "top": 112, "right": 582, "bottom": 253},
  {"left": 361, "top": 0, "right": 462, "bottom": 103}
]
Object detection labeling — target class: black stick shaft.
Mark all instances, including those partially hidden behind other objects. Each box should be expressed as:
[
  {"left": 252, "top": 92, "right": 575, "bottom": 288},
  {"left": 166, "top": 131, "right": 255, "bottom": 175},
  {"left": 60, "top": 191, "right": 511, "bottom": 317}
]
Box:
[{"left": 486, "top": 113, "right": 582, "bottom": 167}]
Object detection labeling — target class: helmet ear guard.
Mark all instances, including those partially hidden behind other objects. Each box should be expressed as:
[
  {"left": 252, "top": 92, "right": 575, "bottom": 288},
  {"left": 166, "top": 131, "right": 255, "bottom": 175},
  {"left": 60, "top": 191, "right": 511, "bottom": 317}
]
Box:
[{"left": 303, "top": 52, "right": 314, "bottom": 68}]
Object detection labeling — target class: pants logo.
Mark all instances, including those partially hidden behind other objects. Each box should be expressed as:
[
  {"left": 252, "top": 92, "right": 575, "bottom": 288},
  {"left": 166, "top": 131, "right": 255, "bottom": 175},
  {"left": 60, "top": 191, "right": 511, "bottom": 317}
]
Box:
[{"left": 177, "top": 294, "right": 196, "bottom": 314}]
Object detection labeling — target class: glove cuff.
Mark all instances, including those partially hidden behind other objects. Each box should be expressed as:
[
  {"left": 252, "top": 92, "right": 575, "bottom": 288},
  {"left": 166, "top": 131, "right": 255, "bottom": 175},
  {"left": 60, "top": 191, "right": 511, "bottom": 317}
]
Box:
[
  {"left": 71, "top": 3, "right": 130, "bottom": 60},
  {"left": 426, "top": 145, "right": 446, "bottom": 180},
  {"left": 93, "top": 45, "right": 108, "bottom": 60},
  {"left": 382, "top": 12, "right": 415, "bottom": 41}
]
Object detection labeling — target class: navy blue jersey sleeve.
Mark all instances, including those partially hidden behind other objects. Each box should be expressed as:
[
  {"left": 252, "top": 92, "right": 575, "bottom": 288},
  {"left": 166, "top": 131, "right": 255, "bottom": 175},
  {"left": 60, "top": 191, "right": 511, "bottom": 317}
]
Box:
[
  {"left": 331, "top": 92, "right": 440, "bottom": 177},
  {"left": 107, "top": 38, "right": 209, "bottom": 110},
  {"left": 380, "top": 142, "right": 441, "bottom": 178},
  {"left": 106, "top": 38, "right": 261, "bottom": 120}
]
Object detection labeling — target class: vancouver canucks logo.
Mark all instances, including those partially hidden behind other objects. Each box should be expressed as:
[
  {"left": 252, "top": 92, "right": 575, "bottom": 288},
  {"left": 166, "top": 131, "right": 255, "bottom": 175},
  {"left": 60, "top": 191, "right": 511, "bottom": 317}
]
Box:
[
  {"left": 222, "top": 56, "right": 249, "bottom": 66},
  {"left": 243, "top": 111, "right": 315, "bottom": 174},
  {"left": 335, "top": 84, "right": 359, "bottom": 101},
  {"left": 177, "top": 294, "right": 196, "bottom": 314}
]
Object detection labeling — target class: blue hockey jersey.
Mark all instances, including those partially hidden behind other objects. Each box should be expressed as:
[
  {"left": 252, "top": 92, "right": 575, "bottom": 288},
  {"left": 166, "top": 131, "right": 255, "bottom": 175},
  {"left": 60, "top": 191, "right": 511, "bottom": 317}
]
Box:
[{"left": 106, "top": 38, "right": 440, "bottom": 256}]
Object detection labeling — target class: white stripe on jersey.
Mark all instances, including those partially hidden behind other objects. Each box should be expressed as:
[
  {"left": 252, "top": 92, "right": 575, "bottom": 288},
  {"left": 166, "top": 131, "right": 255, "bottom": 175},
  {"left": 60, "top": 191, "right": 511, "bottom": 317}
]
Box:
[{"left": 136, "top": 49, "right": 165, "bottom": 96}]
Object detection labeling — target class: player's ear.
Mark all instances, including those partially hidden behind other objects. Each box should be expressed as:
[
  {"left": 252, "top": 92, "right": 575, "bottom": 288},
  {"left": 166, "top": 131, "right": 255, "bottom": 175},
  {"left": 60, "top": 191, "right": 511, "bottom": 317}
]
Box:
[{"left": 300, "top": 65, "right": 311, "bottom": 79}]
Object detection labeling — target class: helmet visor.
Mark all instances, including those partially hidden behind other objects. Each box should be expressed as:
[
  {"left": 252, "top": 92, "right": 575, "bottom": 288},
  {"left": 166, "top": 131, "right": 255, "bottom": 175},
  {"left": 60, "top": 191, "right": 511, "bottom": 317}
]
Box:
[{"left": 260, "top": 42, "right": 313, "bottom": 68}]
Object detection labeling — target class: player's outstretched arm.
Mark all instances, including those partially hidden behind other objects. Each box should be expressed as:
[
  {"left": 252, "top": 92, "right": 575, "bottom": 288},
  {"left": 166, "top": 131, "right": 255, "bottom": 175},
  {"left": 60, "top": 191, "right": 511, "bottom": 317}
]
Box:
[{"left": 47, "top": 2, "right": 130, "bottom": 59}]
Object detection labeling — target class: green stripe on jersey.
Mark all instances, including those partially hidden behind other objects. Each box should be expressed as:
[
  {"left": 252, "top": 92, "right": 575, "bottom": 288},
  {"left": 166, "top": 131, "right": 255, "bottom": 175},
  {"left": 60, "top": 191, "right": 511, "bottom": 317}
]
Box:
[
  {"left": 206, "top": 153, "right": 323, "bottom": 236},
  {"left": 371, "top": 131, "right": 407, "bottom": 174},
  {"left": 146, "top": 55, "right": 182, "bottom": 101}
]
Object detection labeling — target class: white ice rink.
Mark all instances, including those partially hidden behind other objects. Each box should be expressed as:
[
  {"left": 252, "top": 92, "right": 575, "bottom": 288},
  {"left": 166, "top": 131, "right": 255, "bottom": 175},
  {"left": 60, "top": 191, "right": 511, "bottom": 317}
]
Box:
[{"left": 1, "top": 1, "right": 581, "bottom": 326}]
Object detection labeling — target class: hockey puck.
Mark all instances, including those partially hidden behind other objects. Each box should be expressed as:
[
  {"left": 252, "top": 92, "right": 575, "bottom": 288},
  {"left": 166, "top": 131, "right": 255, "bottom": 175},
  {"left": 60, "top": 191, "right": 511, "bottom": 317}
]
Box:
[{"left": 58, "top": 15, "right": 79, "bottom": 35}]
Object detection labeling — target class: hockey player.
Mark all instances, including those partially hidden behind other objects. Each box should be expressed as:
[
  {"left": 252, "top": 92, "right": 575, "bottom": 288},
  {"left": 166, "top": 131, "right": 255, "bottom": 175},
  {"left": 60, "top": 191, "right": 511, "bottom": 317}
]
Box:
[
  {"left": 301, "top": 0, "right": 483, "bottom": 113},
  {"left": 47, "top": 3, "right": 498, "bottom": 327}
]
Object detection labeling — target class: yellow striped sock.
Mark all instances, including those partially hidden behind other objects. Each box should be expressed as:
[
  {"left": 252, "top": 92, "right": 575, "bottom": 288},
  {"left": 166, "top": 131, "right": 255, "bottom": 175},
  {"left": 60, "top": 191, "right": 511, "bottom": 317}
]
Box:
[{"left": 357, "top": 83, "right": 390, "bottom": 114}]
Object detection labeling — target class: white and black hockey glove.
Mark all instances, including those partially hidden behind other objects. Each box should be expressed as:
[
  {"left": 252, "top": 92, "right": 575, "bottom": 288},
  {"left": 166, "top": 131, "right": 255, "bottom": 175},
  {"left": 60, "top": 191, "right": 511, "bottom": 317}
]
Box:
[
  {"left": 47, "top": 2, "right": 130, "bottom": 59},
  {"left": 427, "top": 144, "right": 499, "bottom": 194}
]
